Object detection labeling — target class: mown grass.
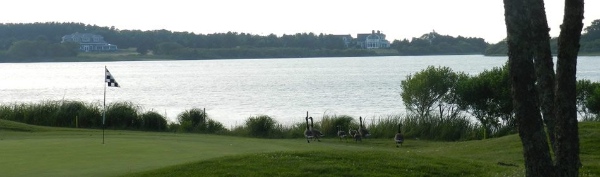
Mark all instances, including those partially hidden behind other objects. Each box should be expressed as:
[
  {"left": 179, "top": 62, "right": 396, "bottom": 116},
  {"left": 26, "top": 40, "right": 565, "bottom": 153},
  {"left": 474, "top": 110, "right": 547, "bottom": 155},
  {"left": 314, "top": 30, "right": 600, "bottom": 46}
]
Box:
[
  {"left": 125, "top": 150, "right": 501, "bottom": 177},
  {"left": 122, "top": 136, "right": 526, "bottom": 177},
  {"left": 2, "top": 119, "right": 598, "bottom": 176}
]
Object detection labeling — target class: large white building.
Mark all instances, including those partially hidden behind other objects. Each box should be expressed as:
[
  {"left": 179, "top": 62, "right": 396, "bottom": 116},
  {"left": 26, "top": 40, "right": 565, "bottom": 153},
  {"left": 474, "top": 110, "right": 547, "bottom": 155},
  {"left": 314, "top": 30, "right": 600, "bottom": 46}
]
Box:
[{"left": 355, "top": 30, "right": 391, "bottom": 49}]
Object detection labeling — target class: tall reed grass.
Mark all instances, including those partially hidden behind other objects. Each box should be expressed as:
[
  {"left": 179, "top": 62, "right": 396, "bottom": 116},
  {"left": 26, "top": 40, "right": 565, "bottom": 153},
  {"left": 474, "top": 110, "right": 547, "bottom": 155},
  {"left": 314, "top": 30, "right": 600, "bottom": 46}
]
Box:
[
  {"left": 319, "top": 114, "right": 356, "bottom": 137},
  {"left": 0, "top": 100, "right": 102, "bottom": 128},
  {"left": 1, "top": 100, "right": 515, "bottom": 141},
  {"left": 0, "top": 100, "right": 167, "bottom": 131}
]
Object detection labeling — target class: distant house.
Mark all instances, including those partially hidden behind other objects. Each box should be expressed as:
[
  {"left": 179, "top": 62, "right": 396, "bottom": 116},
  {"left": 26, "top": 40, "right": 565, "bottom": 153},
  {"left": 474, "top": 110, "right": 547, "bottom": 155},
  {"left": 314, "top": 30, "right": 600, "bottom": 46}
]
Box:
[
  {"left": 61, "top": 33, "right": 117, "bottom": 52},
  {"left": 356, "top": 30, "right": 390, "bottom": 49}
]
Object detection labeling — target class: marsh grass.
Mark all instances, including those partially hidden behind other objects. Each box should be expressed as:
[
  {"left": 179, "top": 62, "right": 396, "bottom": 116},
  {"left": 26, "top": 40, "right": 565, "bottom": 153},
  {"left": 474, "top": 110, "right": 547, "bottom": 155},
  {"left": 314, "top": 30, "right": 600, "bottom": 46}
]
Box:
[
  {"left": 401, "top": 114, "right": 482, "bottom": 141},
  {"left": 320, "top": 114, "right": 355, "bottom": 137},
  {"left": 0, "top": 101, "right": 168, "bottom": 131},
  {"left": 3, "top": 100, "right": 503, "bottom": 140},
  {"left": 228, "top": 115, "right": 306, "bottom": 138},
  {"left": 367, "top": 115, "right": 403, "bottom": 139},
  {"left": 0, "top": 100, "right": 102, "bottom": 128}
]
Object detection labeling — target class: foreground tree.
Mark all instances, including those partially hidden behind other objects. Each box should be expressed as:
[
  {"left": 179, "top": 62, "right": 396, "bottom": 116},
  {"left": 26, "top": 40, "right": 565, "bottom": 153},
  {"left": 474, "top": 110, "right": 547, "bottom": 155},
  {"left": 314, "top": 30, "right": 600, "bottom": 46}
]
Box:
[{"left": 503, "top": 0, "right": 583, "bottom": 176}]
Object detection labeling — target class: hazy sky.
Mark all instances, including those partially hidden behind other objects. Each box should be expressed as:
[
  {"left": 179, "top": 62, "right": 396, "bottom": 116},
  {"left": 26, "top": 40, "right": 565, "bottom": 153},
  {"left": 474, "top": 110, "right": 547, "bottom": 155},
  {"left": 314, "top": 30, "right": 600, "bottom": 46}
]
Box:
[{"left": 2, "top": 0, "right": 599, "bottom": 43}]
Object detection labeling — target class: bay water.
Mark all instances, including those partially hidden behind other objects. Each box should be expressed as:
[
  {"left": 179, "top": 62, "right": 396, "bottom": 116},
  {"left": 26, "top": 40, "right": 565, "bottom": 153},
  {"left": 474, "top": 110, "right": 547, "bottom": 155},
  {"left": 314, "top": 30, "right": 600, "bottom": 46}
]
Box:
[{"left": 2, "top": 55, "right": 599, "bottom": 127}]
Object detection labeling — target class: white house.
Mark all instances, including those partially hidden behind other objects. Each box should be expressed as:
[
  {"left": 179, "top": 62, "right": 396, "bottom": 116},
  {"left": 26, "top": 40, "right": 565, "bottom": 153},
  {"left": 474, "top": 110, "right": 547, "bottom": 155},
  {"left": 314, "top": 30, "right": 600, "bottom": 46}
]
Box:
[
  {"left": 356, "top": 30, "right": 391, "bottom": 49},
  {"left": 61, "top": 33, "right": 118, "bottom": 52}
]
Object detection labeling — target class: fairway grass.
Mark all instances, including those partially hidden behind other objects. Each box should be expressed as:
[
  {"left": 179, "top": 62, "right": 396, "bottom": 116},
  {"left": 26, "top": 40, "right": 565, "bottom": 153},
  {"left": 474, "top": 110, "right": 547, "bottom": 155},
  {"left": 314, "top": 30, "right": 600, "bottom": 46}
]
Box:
[{"left": 1, "top": 119, "right": 599, "bottom": 176}]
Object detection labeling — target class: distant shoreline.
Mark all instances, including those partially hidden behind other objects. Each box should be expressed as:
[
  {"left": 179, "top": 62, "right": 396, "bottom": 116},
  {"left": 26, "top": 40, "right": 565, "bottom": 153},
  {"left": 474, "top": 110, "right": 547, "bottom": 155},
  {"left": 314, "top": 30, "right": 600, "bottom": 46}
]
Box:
[{"left": 1, "top": 50, "right": 598, "bottom": 63}]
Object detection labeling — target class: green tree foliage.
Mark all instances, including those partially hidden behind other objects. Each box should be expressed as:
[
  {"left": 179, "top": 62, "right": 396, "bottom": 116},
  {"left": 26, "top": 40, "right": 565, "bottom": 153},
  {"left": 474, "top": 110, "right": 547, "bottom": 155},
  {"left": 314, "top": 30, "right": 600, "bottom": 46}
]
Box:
[
  {"left": 391, "top": 31, "right": 489, "bottom": 55},
  {"left": 577, "top": 80, "right": 600, "bottom": 118},
  {"left": 0, "top": 23, "right": 348, "bottom": 52},
  {"left": 484, "top": 40, "right": 508, "bottom": 56},
  {"left": 154, "top": 42, "right": 184, "bottom": 55},
  {"left": 401, "top": 66, "right": 463, "bottom": 118},
  {"left": 586, "top": 87, "right": 600, "bottom": 116},
  {"left": 581, "top": 19, "right": 600, "bottom": 43},
  {"left": 580, "top": 20, "right": 600, "bottom": 53},
  {"left": 7, "top": 40, "right": 78, "bottom": 59},
  {"left": 455, "top": 65, "right": 513, "bottom": 138}
]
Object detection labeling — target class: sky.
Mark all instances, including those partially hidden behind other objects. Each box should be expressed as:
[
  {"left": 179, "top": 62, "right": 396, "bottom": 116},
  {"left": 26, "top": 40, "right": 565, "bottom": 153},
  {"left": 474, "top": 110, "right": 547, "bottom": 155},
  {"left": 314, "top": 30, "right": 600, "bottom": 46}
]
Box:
[{"left": 1, "top": 0, "right": 599, "bottom": 44}]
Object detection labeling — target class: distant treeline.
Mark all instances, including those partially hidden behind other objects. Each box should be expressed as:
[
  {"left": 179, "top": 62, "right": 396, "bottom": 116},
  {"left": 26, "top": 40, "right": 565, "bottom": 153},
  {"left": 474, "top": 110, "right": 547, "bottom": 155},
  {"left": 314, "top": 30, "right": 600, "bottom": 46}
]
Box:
[
  {"left": 484, "top": 19, "right": 600, "bottom": 56},
  {"left": 7, "top": 21, "right": 599, "bottom": 60},
  {"left": 390, "top": 31, "right": 489, "bottom": 55},
  {"left": 0, "top": 22, "right": 377, "bottom": 61},
  {"left": 0, "top": 22, "right": 494, "bottom": 61}
]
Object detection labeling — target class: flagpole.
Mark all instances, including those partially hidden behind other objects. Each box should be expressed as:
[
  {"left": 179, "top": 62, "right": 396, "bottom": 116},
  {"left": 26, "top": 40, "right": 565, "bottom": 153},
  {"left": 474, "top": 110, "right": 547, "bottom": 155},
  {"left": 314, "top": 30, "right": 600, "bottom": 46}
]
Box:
[{"left": 103, "top": 66, "right": 106, "bottom": 144}]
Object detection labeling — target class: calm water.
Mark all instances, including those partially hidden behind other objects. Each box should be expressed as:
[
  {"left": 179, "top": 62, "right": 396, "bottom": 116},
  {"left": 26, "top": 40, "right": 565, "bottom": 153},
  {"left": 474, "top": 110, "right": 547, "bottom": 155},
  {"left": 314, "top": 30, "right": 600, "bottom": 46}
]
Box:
[{"left": 2, "top": 55, "right": 599, "bottom": 127}]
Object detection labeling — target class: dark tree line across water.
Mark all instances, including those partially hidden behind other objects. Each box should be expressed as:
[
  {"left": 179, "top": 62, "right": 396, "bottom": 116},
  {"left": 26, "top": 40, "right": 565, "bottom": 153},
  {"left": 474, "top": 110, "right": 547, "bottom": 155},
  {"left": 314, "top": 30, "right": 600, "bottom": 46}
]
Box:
[
  {"left": 485, "top": 19, "right": 600, "bottom": 56},
  {"left": 1, "top": 21, "right": 597, "bottom": 61},
  {"left": 1, "top": 22, "right": 489, "bottom": 61},
  {"left": 390, "top": 31, "right": 489, "bottom": 55}
]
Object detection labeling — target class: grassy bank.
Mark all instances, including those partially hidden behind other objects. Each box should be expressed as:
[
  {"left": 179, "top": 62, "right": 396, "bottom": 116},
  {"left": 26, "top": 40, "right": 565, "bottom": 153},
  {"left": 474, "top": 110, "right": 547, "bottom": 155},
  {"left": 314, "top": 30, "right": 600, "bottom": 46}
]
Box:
[{"left": 1, "top": 119, "right": 598, "bottom": 176}]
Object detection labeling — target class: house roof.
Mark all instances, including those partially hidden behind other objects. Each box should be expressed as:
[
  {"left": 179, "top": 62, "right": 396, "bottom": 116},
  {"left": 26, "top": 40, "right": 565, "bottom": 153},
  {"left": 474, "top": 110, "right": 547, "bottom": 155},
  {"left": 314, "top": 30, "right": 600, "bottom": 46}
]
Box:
[
  {"left": 62, "top": 32, "right": 111, "bottom": 44},
  {"left": 357, "top": 33, "right": 386, "bottom": 41},
  {"left": 62, "top": 32, "right": 102, "bottom": 39}
]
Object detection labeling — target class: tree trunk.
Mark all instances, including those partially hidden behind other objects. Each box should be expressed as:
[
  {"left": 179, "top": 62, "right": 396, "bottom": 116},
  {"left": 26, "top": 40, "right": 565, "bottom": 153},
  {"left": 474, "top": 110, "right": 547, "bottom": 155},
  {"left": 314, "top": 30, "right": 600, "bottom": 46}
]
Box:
[
  {"left": 555, "top": 0, "right": 584, "bottom": 176},
  {"left": 529, "top": 0, "right": 558, "bottom": 155},
  {"left": 503, "top": 0, "right": 555, "bottom": 176}
]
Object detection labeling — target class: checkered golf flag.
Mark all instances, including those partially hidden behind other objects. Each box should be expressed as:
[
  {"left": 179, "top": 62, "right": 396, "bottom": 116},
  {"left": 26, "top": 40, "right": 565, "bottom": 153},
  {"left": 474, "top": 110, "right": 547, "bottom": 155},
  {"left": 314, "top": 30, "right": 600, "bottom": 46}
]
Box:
[{"left": 105, "top": 68, "right": 120, "bottom": 87}]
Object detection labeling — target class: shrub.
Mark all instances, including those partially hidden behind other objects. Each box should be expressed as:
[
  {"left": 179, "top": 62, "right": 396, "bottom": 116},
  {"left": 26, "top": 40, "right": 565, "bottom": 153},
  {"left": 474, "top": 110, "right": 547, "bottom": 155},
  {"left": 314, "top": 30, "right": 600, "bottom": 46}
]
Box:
[
  {"left": 175, "top": 108, "right": 226, "bottom": 134},
  {"left": 245, "top": 115, "right": 276, "bottom": 138},
  {"left": 54, "top": 101, "right": 101, "bottom": 128},
  {"left": 105, "top": 102, "right": 140, "bottom": 129},
  {"left": 177, "top": 108, "right": 207, "bottom": 132},
  {"left": 206, "top": 119, "right": 226, "bottom": 134},
  {"left": 139, "top": 111, "right": 168, "bottom": 131}
]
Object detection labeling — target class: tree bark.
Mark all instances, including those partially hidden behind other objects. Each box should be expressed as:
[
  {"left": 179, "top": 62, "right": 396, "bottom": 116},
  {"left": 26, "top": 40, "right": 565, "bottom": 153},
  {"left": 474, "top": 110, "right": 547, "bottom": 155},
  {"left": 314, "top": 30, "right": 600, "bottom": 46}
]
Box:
[
  {"left": 529, "top": 0, "right": 558, "bottom": 155},
  {"left": 555, "top": 0, "right": 584, "bottom": 176},
  {"left": 503, "top": 0, "right": 555, "bottom": 176}
]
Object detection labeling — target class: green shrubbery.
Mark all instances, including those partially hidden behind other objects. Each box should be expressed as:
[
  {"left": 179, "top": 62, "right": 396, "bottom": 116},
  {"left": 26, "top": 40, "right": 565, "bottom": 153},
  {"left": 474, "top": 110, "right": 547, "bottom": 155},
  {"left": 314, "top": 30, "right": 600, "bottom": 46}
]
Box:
[
  {"left": 0, "top": 101, "right": 101, "bottom": 128},
  {"left": 245, "top": 115, "right": 276, "bottom": 138},
  {"left": 0, "top": 101, "right": 166, "bottom": 131},
  {"left": 2, "top": 99, "right": 598, "bottom": 141},
  {"left": 176, "top": 108, "right": 225, "bottom": 134},
  {"left": 139, "top": 111, "right": 168, "bottom": 131},
  {"left": 319, "top": 114, "right": 354, "bottom": 137},
  {"left": 105, "top": 102, "right": 139, "bottom": 129},
  {"left": 228, "top": 115, "right": 303, "bottom": 139}
]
